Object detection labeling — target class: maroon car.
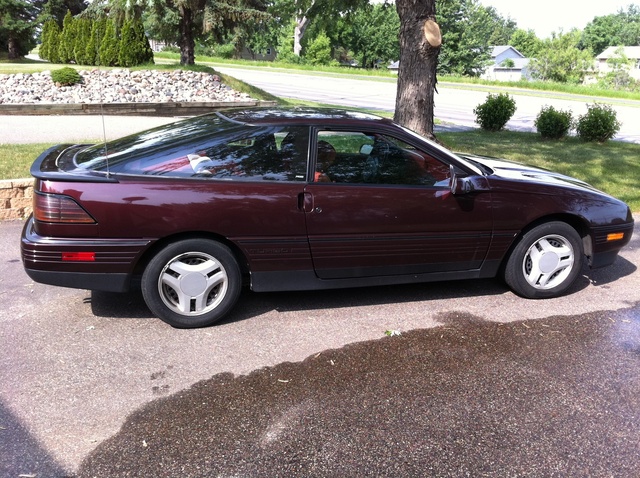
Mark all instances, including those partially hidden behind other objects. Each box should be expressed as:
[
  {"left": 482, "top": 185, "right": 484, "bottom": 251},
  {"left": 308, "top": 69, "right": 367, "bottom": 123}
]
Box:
[{"left": 21, "top": 107, "right": 634, "bottom": 328}]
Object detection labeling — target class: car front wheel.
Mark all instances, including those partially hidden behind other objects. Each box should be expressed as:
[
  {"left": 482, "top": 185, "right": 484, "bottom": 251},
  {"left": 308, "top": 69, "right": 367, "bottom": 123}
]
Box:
[
  {"left": 504, "top": 222, "right": 583, "bottom": 299},
  {"left": 142, "top": 239, "right": 241, "bottom": 328}
]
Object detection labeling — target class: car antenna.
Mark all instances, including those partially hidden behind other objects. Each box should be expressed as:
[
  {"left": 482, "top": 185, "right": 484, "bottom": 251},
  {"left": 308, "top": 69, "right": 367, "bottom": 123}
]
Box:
[
  {"left": 99, "top": 90, "right": 110, "bottom": 178},
  {"left": 97, "top": 54, "right": 110, "bottom": 178}
]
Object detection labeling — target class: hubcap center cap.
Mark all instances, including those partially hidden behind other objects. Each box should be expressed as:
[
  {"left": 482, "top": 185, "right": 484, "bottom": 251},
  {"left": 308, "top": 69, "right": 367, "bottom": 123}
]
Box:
[
  {"left": 180, "top": 273, "right": 207, "bottom": 296},
  {"left": 539, "top": 252, "right": 560, "bottom": 273}
]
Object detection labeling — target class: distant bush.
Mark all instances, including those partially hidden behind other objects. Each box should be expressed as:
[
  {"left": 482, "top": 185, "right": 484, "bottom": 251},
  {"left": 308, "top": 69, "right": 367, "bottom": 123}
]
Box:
[
  {"left": 473, "top": 93, "right": 516, "bottom": 131},
  {"left": 535, "top": 105, "right": 573, "bottom": 139},
  {"left": 576, "top": 103, "right": 621, "bottom": 143},
  {"left": 214, "top": 44, "right": 236, "bottom": 59},
  {"left": 51, "top": 67, "right": 82, "bottom": 86}
]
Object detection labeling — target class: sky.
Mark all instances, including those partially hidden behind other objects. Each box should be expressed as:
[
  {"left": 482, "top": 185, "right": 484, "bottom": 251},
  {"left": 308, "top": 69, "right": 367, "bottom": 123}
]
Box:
[{"left": 478, "top": 0, "right": 635, "bottom": 39}]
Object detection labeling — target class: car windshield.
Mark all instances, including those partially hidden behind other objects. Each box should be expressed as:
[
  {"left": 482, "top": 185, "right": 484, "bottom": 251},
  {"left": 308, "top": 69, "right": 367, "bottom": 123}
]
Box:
[
  {"left": 74, "top": 114, "right": 244, "bottom": 171},
  {"left": 397, "top": 124, "right": 485, "bottom": 176}
]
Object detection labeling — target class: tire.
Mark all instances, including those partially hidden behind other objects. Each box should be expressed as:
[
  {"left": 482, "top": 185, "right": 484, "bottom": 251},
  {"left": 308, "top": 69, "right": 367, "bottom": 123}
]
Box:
[
  {"left": 142, "top": 239, "right": 241, "bottom": 328},
  {"left": 504, "top": 222, "right": 583, "bottom": 299}
]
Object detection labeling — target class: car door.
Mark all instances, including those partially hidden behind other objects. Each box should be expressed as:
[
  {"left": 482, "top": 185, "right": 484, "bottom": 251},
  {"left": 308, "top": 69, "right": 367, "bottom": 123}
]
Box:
[{"left": 302, "top": 130, "right": 493, "bottom": 280}]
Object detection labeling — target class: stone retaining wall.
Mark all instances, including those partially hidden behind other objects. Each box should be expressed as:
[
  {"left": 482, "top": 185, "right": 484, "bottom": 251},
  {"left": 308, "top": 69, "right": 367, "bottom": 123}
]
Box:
[{"left": 0, "top": 179, "right": 32, "bottom": 220}]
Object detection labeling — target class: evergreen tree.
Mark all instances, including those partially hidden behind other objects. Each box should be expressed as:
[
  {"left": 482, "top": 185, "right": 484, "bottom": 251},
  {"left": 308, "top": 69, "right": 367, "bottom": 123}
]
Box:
[
  {"left": 118, "top": 18, "right": 134, "bottom": 66},
  {"left": 98, "top": 18, "right": 119, "bottom": 66},
  {"left": 38, "top": 0, "right": 88, "bottom": 26},
  {"left": 0, "top": 0, "right": 40, "bottom": 59},
  {"left": 74, "top": 17, "right": 92, "bottom": 64},
  {"left": 133, "top": 15, "right": 154, "bottom": 64},
  {"left": 39, "top": 19, "right": 54, "bottom": 60},
  {"left": 58, "top": 10, "right": 76, "bottom": 63},
  {"left": 47, "top": 20, "right": 62, "bottom": 63},
  {"left": 85, "top": 17, "right": 106, "bottom": 66}
]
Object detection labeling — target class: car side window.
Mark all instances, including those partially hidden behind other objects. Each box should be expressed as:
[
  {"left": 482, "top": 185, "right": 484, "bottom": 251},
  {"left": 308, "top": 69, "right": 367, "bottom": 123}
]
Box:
[
  {"left": 191, "top": 127, "right": 309, "bottom": 182},
  {"left": 130, "top": 126, "right": 309, "bottom": 182},
  {"left": 316, "top": 131, "right": 450, "bottom": 186}
]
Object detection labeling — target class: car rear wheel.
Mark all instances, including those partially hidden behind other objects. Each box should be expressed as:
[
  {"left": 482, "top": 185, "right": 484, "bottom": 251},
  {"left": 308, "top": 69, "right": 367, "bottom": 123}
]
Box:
[
  {"left": 504, "top": 222, "right": 583, "bottom": 299},
  {"left": 142, "top": 239, "right": 241, "bottom": 328}
]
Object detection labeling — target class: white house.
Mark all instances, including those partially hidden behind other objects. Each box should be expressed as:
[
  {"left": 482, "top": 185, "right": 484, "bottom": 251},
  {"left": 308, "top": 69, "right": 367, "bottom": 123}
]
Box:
[
  {"left": 482, "top": 45, "right": 530, "bottom": 82},
  {"left": 596, "top": 46, "right": 640, "bottom": 80}
]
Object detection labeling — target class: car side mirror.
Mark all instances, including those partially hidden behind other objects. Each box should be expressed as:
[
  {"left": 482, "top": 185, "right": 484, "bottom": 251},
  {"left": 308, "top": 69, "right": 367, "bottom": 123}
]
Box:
[{"left": 450, "top": 164, "right": 472, "bottom": 195}]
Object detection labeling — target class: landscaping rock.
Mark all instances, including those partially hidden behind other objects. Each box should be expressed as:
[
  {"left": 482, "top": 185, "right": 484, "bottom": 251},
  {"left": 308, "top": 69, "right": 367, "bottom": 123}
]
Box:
[{"left": 0, "top": 69, "right": 254, "bottom": 104}]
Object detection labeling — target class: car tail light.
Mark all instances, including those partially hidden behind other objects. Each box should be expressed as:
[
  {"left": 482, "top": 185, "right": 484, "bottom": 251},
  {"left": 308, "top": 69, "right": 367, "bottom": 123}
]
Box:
[
  {"left": 34, "top": 193, "right": 96, "bottom": 224},
  {"left": 62, "top": 252, "right": 96, "bottom": 261}
]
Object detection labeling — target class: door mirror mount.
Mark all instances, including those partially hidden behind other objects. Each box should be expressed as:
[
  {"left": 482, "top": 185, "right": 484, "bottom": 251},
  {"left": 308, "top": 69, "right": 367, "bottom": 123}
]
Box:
[{"left": 450, "top": 164, "right": 472, "bottom": 195}]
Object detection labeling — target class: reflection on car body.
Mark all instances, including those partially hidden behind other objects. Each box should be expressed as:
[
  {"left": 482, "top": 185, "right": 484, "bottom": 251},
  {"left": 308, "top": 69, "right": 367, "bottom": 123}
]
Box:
[{"left": 21, "top": 107, "right": 634, "bottom": 328}]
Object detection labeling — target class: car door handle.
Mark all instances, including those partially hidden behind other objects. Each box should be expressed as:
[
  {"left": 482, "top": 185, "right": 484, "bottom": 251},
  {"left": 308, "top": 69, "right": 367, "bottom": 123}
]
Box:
[{"left": 298, "top": 192, "right": 314, "bottom": 213}]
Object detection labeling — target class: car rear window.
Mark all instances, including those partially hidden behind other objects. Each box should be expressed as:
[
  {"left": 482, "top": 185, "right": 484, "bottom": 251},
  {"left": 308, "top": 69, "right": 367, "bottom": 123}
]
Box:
[{"left": 75, "top": 115, "right": 309, "bottom": 182}]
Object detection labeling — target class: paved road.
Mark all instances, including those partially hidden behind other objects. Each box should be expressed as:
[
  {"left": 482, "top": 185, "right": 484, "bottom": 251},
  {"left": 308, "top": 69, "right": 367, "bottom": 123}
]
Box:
[{"left": 1, "top": 218, "right": 639, "bottom": 476}]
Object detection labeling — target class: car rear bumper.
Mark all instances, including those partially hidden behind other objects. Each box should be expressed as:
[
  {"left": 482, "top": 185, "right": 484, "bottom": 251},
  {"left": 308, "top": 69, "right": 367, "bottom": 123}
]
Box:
[{"left": 21, "top": 217, "right": 152, "bottom": 292}]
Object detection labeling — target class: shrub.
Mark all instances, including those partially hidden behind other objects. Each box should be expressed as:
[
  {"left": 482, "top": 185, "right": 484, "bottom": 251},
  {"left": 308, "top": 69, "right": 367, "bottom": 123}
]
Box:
[
  {"left": 473, "top": 93, "right": 516, "bottom": 132},
  {"left": 214, "top": 43, "right": 236, "bottom": 59},
  {"left": 576, "top": 103, "right": 621, "bottom": 143},
  {"left": 51, "top": 67, "right": 82, "bottom": 86},
  {"left": 305, "top": 31, "right": 334, "bottom": 65},
  {"left": 535, "top": 105, "right": 573, "bottom": 139}
]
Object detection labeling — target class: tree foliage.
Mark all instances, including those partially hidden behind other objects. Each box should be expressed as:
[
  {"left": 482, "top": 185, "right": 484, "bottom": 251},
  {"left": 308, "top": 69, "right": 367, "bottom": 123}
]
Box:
[
  {"left": 304, "top": 30, "right": 333, "bottom": 65},
  {"left": 438, "top": 0, "right": 515, "bottom": 76},
  {"left": 509, "top": 28, "right": 543, "bottom": 58},
  {"left": 118, "top": 16, "right": 154, "bottom": 66},
  {"left": 0, "top": 0, "right": 41, "bottom": 59},
  {"left": 580, "top": 5, "right": 640, "bottom": 55},
  {"left": 135, "top": 0, "right": 270, "bottom": 65},
  {"left": 337, "top": 3, "right": 400, "bottom": 68},
  {"left": 529, "top": 30, "right": 594, "bottom": 83},
  {"left": 98, "top": 18, "right": 119, "bottom": 65},
  {"left": 57, "top": 9, "right": 76, "bottom": 63},
  {"left": 38, "top": 0, "right": 88, "bottom": 25}
]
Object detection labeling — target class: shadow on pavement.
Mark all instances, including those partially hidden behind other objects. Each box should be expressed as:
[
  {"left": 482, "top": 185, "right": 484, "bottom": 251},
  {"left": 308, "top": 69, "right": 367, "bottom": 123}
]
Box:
[
  {"left": 0, "top": 399, "right": 71, "bottom": 478},
  {"left": 77, "top": 307, "right": 640, "bottom": 477}
]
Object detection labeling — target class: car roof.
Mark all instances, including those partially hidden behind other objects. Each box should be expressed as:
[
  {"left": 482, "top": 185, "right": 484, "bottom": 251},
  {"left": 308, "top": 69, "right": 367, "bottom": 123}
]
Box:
[{"left": 216, "top": 106, "right": 393, "bottom": 127}]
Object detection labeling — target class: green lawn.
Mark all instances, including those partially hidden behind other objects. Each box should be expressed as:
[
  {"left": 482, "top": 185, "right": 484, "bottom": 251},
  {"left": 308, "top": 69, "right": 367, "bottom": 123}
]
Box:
[
  {"left": 0, "top": 143, "right": 53, "bottom": 180},
  {"left": 439, "top": 131, "right": 640, "bottom": 211},
  {"left": 4, "top": 132, "right": 639, "bottom": 211}
]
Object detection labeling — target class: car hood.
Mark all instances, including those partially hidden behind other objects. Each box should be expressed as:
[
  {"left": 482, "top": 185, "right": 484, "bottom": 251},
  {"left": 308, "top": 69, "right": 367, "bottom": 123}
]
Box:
[{"left": 457, "top": 153, "right": 602, "bottom": 194}]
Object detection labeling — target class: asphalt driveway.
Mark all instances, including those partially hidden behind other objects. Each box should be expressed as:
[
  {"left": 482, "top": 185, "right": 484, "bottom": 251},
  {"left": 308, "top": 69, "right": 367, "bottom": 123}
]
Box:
[{"left": 2, "top": 218, "right": 640, "bottom": 477}]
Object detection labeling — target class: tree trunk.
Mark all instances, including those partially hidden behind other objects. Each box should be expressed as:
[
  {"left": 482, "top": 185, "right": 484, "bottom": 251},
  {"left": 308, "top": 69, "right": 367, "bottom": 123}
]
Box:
[
  {"left": 7, "top": 35, "right": 21, "bottom": 60},
  {"left": 394, "top": 0, "right": 440, "bottom": 140},
  {"left": 293, "top": 16, "right": 309, "bottom": 56},
  {"left": 179, "top": 6, "right": 195, "bottom": 65}
]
